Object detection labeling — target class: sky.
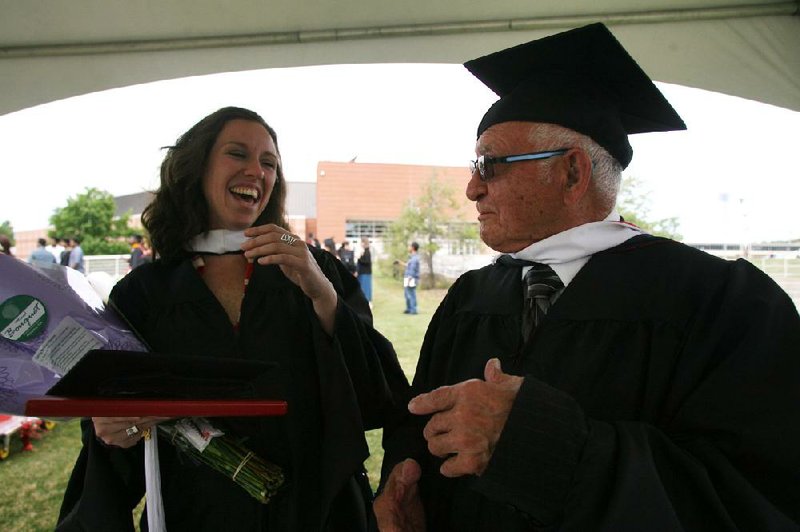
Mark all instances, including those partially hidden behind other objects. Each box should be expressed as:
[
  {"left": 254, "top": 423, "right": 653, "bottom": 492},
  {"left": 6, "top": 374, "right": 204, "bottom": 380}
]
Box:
[{"left": 0, "top": 63, "right": 798, "bottom": 244}]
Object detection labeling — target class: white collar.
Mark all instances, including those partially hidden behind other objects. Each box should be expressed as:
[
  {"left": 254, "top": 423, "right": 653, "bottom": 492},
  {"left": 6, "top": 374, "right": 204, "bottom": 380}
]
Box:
[
  {"left": 187, "top": 230, "right": 248, "bottom": 255},
  {"left": 498, "top": 212, "right": 645, "bottom": 286}
]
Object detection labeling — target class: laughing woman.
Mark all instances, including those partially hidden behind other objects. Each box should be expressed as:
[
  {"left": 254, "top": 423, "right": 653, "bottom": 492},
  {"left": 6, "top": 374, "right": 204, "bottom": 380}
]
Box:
[{"left": 56, "top": 107, "right": 408, "bottom": 531}]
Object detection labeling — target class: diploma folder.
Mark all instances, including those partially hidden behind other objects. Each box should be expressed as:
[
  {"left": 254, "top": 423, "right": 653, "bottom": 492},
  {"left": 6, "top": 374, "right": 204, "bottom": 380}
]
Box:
[{"left": 25, "top": 349, "right": 287, "bottom": 417}]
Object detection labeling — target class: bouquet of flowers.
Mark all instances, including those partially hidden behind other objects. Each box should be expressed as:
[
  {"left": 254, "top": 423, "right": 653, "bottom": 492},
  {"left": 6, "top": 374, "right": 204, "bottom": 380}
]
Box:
[
  {"left": 0, "top": 256, "right": 285, "bottom": 528},
  {"left": 159, "top": 418, "right": 284, "bottom": 504},
  {"left": 0, "top": 257, "right": 147, "bottom": 414}
]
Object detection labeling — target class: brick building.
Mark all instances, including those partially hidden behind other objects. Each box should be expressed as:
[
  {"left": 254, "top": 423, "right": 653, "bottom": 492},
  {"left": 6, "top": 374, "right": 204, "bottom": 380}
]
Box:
[{"left": 315, "top": 160, "right": 474, "bottom": 248}]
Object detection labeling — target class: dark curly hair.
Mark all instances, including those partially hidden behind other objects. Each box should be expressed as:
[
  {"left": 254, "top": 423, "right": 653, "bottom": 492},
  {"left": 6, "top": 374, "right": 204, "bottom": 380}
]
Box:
[
  {"left": 0, "top": 234, "right": 12, "bottom": 256},
  {"left": 142, "top": 107, "right": 289, "bottom": 263}
]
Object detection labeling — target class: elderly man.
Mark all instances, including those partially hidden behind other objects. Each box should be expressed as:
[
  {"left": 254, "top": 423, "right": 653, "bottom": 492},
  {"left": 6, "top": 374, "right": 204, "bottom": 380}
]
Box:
[{"left": 375, "top": 23, "right": 800, "bottom": 531}]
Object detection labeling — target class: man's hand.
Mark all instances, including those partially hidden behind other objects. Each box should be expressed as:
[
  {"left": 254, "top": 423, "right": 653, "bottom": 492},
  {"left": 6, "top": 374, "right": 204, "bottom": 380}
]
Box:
[
  {"left": 374, "top": 459, "right": 425, "bottom": 532},
  {"left": 409, "top": 358, "right": 523, "bottom": 477}
]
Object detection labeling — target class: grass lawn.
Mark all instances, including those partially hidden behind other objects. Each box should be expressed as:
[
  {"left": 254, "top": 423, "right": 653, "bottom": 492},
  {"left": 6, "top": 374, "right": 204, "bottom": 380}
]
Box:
[
  {"left": 0, "top": 274, "right": 446, "bottom": 530},
  {"left": 0, "top": 419, "right": 82, "bottom": 531}
]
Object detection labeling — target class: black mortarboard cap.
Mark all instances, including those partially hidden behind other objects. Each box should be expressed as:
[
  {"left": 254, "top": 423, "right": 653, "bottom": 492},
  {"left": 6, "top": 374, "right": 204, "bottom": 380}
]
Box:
[{"left": 464, "top": 23, "right": 686, "bottom": 168}]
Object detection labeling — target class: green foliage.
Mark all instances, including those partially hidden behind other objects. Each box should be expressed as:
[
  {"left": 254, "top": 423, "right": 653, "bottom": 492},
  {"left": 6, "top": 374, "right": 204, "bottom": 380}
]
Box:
[
  {"left": 82, "top": 236, "right": 131, "bottom": 255},
  {"left": 617, "top": 175, "right": 682, "bottom": 240},
  {"left": 0, "top": 220, "right": 14, "bottom": 246},
  {"left": 386, "top": 173, "right": 478, "bottom": 288},
  {"left": 49, "top": 188, "right": 135, "bottom": 255}
]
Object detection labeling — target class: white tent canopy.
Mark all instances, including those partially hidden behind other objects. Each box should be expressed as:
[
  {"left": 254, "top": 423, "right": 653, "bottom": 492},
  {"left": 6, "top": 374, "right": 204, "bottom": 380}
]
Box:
[{"left": 1, "top": 1, "right": 798, "bottom": 116}]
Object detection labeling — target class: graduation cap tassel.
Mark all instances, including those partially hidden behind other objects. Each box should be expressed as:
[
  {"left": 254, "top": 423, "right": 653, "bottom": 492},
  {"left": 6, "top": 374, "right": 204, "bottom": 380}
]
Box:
[{"left": 144, "top": 427, "right": 167, "bottom": 532}]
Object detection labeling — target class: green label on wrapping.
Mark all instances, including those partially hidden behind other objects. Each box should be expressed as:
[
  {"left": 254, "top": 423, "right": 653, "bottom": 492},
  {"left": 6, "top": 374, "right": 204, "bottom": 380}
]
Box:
[{"left": 0, "top": 295, "right": 48, "bottom": 342}]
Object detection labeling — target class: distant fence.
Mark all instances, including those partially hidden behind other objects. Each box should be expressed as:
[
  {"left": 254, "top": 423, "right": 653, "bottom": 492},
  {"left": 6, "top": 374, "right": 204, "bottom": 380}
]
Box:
[
  {"left": 84, "top": 254, "right": 130, "bottom": 280},
  {"left": 754, "top": 257, "right": 800, "bottom": 278},
  {"left": 750, "top": 258, "right": 800, "bottom": 310},
  {"left": 689, "top": 242, "right": 800, "bottom": 260},
  {"left": 431, "top": 254, "right": 494, "bottom": 280}
]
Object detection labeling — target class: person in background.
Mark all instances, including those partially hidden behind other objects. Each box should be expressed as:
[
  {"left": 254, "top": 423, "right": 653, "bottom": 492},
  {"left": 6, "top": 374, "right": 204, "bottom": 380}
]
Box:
[
  {"left": 402, "top": 242, "right": 420, "bottom": 315},
  {"left": 375, "top": 23, "right": 800, "bottom": 531},
  {"left": 59, "top": 239, "right": 73, "bottom": 267},
  {"left": 356, "top": 237, "right": 373, "bottom": 306},
  {"left": 306, "top": 232, "right": 321, "bottom": 249},
  {"left": 46, "top": 237, "right": 65, "bottom": 260},
  {"left": 323, "top": 237, "right": 337, "bottom": 256},
  {"left": 337, "top": 240, "right": 357, "bottom": 276},
  {"left": 128, "top": 234, "right": 147, "bottom": 269},
  {"left": 68, "top": 237, "right": 84, "bottom": 273},
  {"left": 0, "top": 234, "right": 13, "bottom": 256},
  {"left": 141, "top": 237, "right": 154, "bottom": 263},
  {"left": 57, "top": 106, "right": 408, "bottom": 532},
  {"left": 28, "top": 238, "right": 57, "bottom": 267}
]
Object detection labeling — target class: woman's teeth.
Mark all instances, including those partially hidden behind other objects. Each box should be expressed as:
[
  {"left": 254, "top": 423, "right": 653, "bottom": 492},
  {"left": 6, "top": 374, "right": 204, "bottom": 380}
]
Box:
[{"left": 229, "top": 186, "right": 259, "bottom": 202}]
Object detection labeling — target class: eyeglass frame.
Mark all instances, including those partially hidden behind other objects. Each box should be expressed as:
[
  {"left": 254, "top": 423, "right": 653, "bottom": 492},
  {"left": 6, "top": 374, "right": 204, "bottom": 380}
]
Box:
[{"left": 470, "top": 148, "right": 570, "bottom": 182}]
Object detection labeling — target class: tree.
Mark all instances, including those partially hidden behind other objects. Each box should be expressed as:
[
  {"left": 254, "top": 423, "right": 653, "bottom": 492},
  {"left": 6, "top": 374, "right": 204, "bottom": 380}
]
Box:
[
  {"left": 386, "top": 173, "right": 476, "bottom": 288},
  {"left": 617, "top": 174, "right": 682, "bottom": 240},
  {"left": 49, "top": 187, "right": 134, "bottom": 255},
  {"left": 0, "top": 220, "right": 14, "bottom": 247}
]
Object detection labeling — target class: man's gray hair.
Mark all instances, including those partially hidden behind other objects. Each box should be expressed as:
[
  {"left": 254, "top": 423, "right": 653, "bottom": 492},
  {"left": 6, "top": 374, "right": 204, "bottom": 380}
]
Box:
[{"left": 526, "top": 123, "right": 622, "bottom": 210}]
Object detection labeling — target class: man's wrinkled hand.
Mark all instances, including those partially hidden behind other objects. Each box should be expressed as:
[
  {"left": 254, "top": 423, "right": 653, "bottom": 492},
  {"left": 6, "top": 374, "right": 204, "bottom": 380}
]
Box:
[
  {"left": 374, "top": 459, "right": 426, "bottom": 532},
  {"left": 409, "top": 358, "right": 523, "bottom": 477}
]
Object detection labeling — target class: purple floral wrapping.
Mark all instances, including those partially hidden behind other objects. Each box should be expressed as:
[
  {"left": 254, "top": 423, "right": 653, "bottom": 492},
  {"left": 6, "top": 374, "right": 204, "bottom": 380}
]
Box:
[{"left": 0, "top": 255, "right": 146, "bottom": 414}]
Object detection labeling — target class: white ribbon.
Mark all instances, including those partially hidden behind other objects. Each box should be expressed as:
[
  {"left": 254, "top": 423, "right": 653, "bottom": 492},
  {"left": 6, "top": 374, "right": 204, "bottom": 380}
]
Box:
[
  {"left": 187, "top": 230, "right": 248, "bottom": 254},
  {"left": 144, "top": 427, "right": 166, "bottom": 532}
]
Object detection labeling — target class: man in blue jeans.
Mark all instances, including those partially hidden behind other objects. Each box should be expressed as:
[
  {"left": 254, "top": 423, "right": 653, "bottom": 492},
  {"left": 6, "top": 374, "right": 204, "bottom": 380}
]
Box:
[{"left": 403, "top": 242, "right": 420, "bottom": 314}]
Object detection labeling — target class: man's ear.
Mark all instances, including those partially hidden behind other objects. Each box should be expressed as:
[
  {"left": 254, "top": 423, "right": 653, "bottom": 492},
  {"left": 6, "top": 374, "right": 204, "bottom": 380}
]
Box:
[{"left": 563, "top": 148, "right": 593, "bottom": 205}]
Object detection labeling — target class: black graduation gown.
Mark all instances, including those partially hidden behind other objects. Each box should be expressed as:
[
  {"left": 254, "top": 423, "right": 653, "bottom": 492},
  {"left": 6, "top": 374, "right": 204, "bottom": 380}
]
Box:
[
  {"left": 381, "top": 235, "right": 800, "bottom": 531},
  {"left": 57, "top": 246, "right": 408, "bottom": 531}
]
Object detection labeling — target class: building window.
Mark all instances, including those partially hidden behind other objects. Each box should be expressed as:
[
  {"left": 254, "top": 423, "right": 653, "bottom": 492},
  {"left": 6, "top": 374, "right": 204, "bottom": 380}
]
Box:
[
  {"left": 446, "top": 238, "right": 479, "bottom": 256},
  {"left": 443, "top": 222, "right": 480, "bottom": 255},
  {"left": 345, "top": 220, "right": 391, "bottom": 241}
]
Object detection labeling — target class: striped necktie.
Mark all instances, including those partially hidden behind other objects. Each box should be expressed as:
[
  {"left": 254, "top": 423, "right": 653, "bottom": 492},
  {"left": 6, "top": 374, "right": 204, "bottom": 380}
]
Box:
[
  {"left": 522, "top": 263, "right": 563, "bottom": 342},
  {"left": 497, "top": 255, "right": 564, "bottom": 342}
]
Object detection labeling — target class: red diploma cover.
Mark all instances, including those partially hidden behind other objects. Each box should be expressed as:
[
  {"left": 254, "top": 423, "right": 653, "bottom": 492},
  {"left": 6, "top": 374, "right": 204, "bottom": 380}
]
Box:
[
  {"left": 29, "top": 351, "right": 287, "bottom": 418},
  {"left": 25, "top": 397, "right": 288, "bottom": 417}
]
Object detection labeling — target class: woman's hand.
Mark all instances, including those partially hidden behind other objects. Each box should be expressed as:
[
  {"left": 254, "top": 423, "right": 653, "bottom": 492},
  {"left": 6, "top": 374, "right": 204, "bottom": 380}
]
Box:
[
  {"left": 92, "top": 416, "right": 169, "bottom": 449},
  {"left": 242, "top": 224, "right": 338, "bottom": 335}
]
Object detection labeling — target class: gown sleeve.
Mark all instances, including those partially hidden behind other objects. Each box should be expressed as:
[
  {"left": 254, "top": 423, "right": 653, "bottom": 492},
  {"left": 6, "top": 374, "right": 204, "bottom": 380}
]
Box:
[
  {"left": 296, "top": 248, "right": 411, "bottom": 517},
  {"left": 310, "top": 247, "right": 409, "bottom": 430}
]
